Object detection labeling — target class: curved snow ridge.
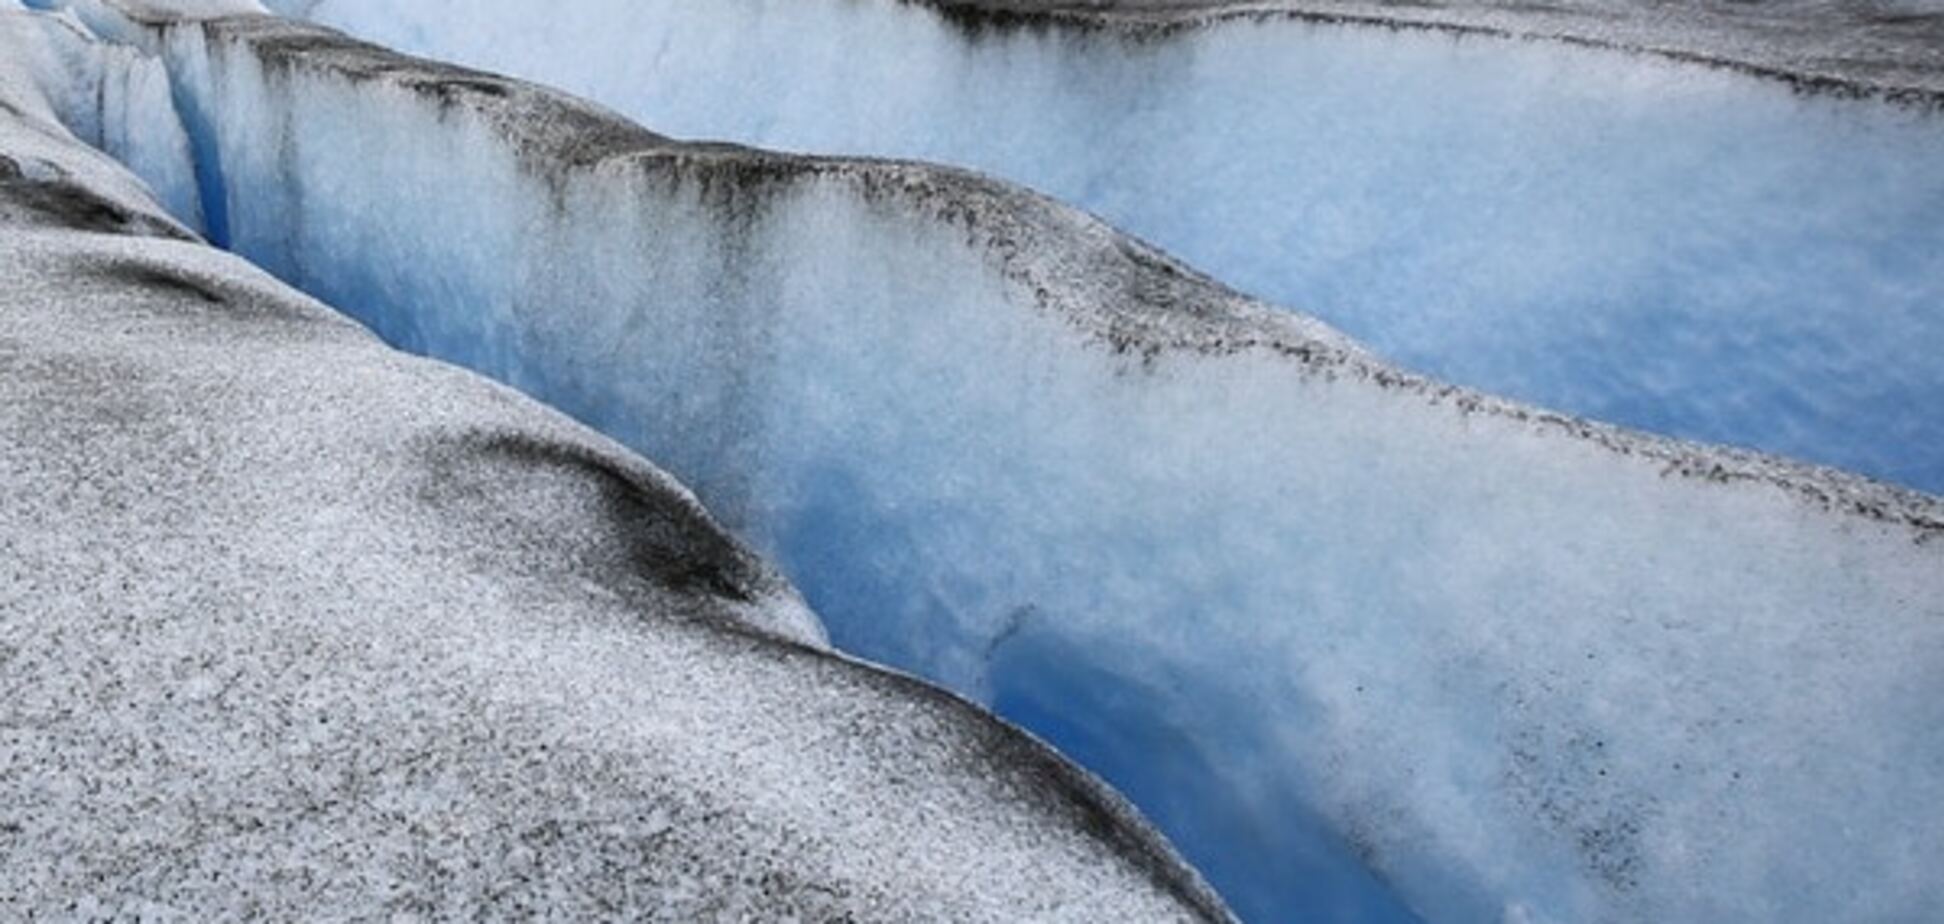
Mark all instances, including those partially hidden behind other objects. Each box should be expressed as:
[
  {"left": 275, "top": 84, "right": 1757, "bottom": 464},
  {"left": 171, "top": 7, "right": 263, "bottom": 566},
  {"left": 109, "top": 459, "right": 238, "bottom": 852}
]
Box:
[
  {"left": 48, "top": 8, "right": 1944, "bottom": 923},
  {"left": 0, "top": 51, "right": 1233, "bottom": 923},
  {"left": 774, "top": 152, "right": 1944, "bottom": 536},
  {"left": 908, "top": 0, "right": 1944, "bottom": 107}
]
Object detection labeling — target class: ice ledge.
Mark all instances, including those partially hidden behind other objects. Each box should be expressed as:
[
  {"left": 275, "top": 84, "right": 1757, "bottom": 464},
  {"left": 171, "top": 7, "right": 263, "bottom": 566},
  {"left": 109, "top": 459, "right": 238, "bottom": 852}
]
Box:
[
  {"left": 197, "top": 10, "right": 1944, "bottom": 538},
  {"left": 52, "top": 1, "right": 1942, "bottom": 515}
]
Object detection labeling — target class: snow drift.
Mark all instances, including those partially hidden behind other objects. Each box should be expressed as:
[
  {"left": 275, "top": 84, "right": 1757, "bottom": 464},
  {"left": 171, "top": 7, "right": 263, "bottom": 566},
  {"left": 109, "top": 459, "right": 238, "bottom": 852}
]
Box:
[
  {"left": 271, "top": 0, "right": 1944, "bottom": 495},
  {"left": 10, "top": 3, "right": 1944, "bottom": 923},
  {"left": 0, "top": 15, "right": 1229, "bottom": 920}
]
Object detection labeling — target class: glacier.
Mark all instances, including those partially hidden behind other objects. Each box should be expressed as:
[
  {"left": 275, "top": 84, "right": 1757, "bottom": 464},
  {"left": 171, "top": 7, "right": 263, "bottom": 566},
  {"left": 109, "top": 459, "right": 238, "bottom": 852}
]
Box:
[
  {"left": 6, "top": 2, "right": 1944, "bottom": 923},
  {"left": 267, "top": 0, "right": 1944, "bottom": 495},
  {"left": 0, "top": 13, "right": 1231, "bottom": 921}
]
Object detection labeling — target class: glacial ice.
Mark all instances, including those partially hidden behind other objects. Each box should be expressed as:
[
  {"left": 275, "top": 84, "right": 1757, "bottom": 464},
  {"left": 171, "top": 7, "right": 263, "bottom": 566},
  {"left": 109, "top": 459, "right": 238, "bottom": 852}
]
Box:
[
  {"left": 11, "top": 3, "right": 1944, "bottom": 923},
  {"left": 0, "top": 16, "right": 1228, "bottom": 921},
  {"left": 2, "top": 1, "right": 201, "bottom": 227},
  {"left": 270, "top": 0, "right": 1944, "bottom": 495}
]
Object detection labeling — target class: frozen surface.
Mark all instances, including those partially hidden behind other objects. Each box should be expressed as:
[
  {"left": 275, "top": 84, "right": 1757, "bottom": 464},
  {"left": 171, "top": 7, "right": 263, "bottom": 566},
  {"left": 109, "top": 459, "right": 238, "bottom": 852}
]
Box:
[
  {"left": 29, "top": 7, "right": 1941, "bottom": 922},
  {"left": 0, "top": 22, "right": 1230, "bottom": 922},
  {"left": 1, "top": 3, "right": 201, "bottom": 228},
  {"left": 271, "top": 0, "right": 1944, "bottom": 494}
]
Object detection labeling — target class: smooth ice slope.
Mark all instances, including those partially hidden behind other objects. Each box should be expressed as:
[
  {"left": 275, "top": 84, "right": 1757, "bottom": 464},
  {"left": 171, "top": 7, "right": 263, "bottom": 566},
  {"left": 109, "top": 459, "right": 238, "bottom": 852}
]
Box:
[
  {"left": 44, "top": 8, "right": 1944, "bottom": 923},
  {"left": 0, "top": 23, "right": 1230, "bottom": 921},
  {"left": 269, "top": 0, "right": 1944, "bottom": 494}
]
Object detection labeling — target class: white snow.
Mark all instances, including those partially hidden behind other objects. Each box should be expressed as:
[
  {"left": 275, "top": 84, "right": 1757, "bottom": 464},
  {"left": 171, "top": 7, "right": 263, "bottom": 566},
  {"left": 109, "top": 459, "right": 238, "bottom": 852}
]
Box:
[{"left": 270, "top": 0, "right": 1944, "bottom": 496}]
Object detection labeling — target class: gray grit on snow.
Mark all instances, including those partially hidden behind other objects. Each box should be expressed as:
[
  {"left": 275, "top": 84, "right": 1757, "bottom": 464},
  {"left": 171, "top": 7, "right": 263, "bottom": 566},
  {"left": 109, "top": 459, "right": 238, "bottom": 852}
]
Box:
[{"left": 0, "top": 69, "right": 1231, "bottom": 922}]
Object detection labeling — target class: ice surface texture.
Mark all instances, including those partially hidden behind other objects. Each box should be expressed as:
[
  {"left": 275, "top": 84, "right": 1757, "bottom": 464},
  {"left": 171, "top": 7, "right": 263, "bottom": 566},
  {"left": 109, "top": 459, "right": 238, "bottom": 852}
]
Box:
[
  {"left": 272, "top": 0, "right": 1944, "bottom": 494},
  {"left": 26, "top": 7, "right": 1934, "bottom": 922},
  {"left": 0, "top": 17, "right": 1230, "bottom": 923}
]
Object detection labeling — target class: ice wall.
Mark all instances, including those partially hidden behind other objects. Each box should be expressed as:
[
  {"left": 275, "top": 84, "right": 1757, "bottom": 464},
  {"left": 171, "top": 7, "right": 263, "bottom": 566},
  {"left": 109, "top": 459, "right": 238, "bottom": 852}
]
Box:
[
  {"left": 2, "top": 3, "right": 201, "bottom": 229},
  {"left": 268, "top": 0, "right": 1944, "bottom": 495},
  {"left": 0, "top": 41, "right": 1231, "bottom": 919},
  {"left": 60, "top": 11, "right": 1939, "bottom": 923}
]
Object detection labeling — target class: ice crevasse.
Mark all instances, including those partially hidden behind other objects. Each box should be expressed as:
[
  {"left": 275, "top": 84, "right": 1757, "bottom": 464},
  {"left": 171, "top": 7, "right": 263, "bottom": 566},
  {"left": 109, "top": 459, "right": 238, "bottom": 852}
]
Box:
[
  {"left": 0, "top": 10, "right": 1236, "bottom": 920},
  {"left": 4, "top": 2, "right": 1943, "bottom": 923}
]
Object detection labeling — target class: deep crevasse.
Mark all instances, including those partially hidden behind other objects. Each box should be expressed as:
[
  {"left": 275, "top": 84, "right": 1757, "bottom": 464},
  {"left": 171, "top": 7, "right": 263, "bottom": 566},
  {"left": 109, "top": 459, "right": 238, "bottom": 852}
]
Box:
[
  {"left": 11, "top": 4, "right": 1944, "bottom": 923},
  {"left": 268, "top": 0, "right": 1944, "bottom": 495},
  {"left": 0, "top": 18, "right": 1239, "bottom": 918}
]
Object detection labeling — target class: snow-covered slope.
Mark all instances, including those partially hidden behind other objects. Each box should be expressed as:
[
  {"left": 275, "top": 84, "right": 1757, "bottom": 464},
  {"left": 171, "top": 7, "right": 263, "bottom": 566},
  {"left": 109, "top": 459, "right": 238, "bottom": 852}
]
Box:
[
  {"left": 11, "top": 4, "right": 1943, "bottom": 923},
  {"left": 268, "top": 0, "right": 1944, "bottom": 494},
  {"left": 0, "top": 20, "right": 1231, "bottom": 922}
]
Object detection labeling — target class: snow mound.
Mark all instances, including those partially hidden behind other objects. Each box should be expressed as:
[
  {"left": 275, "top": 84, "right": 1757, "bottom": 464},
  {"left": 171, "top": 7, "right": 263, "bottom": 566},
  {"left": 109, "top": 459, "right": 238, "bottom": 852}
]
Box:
[{"left": 0, "top": 18, "right": 1229, "bottom": 922}]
